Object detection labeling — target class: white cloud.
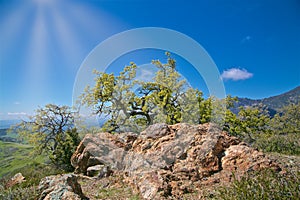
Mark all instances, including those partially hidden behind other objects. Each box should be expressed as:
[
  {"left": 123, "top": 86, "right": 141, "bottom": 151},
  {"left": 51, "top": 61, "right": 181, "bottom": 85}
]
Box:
[
  {"left": 221, "top": 68, "right": 253, "bottom": 81},
  {"left": 14, "top": 102, "right": 21, "bottom": 105},
  {"left": 7, "top": 112, "right": 27, "bottom": 116}
]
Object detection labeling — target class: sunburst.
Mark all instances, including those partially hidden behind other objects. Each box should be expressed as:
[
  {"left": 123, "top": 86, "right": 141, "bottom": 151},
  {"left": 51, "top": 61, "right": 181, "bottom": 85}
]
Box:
[{"left": 1, "top": 0, "right": 121, "bottom": 97}]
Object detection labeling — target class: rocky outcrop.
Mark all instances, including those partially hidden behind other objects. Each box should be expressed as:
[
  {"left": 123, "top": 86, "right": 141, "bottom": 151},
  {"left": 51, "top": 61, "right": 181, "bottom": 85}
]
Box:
[
  {"left": 38, "top": 174, "right": 87, "bottom": 200},
  {"left": 71, "top": 123, "right": 281, "bottom": 199},
  {"left": 71, "top": 132, "right": 138, "bottom": 174}
]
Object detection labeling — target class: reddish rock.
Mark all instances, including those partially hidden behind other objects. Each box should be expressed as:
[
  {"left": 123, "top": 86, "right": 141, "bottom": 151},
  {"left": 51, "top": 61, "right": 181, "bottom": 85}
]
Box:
[
  {"left": 5, "top": 173, "right": 25, "bottom": 188},
  {"left": 71, "top": 123, "right": 281, "bottom": 199}
]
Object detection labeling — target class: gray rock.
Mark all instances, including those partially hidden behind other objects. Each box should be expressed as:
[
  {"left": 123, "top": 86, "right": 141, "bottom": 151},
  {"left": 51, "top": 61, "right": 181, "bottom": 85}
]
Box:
[
  {"left": 86, "top": 165, "right": 112, "bottom": 178},
  {"left": 71, "top": 132, "right": 136, "bottom": 174},
  {"left": 38, "top": 174, "right": 87, "bottom": 200}
]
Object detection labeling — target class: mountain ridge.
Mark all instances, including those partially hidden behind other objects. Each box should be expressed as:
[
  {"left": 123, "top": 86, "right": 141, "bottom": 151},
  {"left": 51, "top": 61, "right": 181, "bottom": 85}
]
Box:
[
  {"left": 0, "top": 86, "right": 299, "bottom": 126},
  {"left": 235, "top": 86, "right": 300, "bottom": 115}
]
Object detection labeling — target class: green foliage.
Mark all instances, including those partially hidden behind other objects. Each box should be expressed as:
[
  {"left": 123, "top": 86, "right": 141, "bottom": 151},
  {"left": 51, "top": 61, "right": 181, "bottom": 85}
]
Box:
[
  {"left": 224, "top": 104, "right": 271, "bottom": 143},
  {"left": 198, "top": 96, "right": 213, "bottom": 124},
  {"left": 215, "top": 169, "right": 300, "bottom": 200},
  {"left": 12, "top": 104, "right": 80, "bottom": 171},
  {"left": 180, "top": 88, "right": 204, "bottom": 124},
  {"left": 80, "top": 52, "right": 300, "bottom": 157},
  {"left": 149, "top": 53, "right": 187, "bottom": 125},
  {"left": 224, "top": 102, "right": 300, "bottom": 155},
  {"left": 270, "top": 102, "right": 300, "bottom": 135},
  {"left": 0, "top": 163, "right": 63, "bottom": 200},
  {"left": 254, "top": 134, "right": 300, "bottom": 155},
  {"left": 80, "top": 52, "right": 207, "bottom": 133},
  {"left": 81, "top": 62, "right": 139, "bottom": 132},
  {"left": 236, "top": 105, "right": 271, "bottom": 143},
  {"left": 49, "top": 128, "right": 81, "bottom": 171},
  {"left": 253, "top": 102, "right": 300, "bottom": 155}
]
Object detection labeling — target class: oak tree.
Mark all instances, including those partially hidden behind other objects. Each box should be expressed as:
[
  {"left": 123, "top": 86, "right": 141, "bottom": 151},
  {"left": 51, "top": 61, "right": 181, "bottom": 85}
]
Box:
[
  {"left": 80, "top": 53, "right": 206, "bottom": 132},
  {"left": 14, "top": 104, "right": 79, "bottom": 171}
]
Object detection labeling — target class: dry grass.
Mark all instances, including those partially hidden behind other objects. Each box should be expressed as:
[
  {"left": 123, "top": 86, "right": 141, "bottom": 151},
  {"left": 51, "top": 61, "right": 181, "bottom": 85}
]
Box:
[{"left": 78, "top": 173, "right": 141, "bottom": 200}]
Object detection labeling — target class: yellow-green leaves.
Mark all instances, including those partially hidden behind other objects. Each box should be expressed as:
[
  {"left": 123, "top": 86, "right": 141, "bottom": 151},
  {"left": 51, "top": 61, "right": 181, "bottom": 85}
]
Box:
[
  {"left": 11, "top": 104, "right": 79, "bottom": 171},
  {"left": 80, "top": 53, "right": 212, "bottom": 132}
]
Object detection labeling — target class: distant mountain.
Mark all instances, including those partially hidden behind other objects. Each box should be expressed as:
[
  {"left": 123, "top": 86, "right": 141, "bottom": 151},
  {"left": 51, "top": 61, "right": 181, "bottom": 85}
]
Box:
[
  {"left": 0, "top": 119, "right": 21, "bottom": 129},
  {"left": 235, "top": 86, "right": 300, "bottom": 115},
  {"left": 261, "top": 86, "right": 300, "bottom": 110}
]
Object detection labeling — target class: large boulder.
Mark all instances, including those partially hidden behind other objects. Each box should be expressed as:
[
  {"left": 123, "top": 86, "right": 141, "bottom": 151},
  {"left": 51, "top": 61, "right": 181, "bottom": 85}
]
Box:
[
  {"left": 38, "top": 174, "right": 87, "bottom": 200},
  {"left": 71, "top": 123, "right": 280, "bottom": 199},
  {"left": 71, "top": 132, "right": 138, "bottom": 174}
]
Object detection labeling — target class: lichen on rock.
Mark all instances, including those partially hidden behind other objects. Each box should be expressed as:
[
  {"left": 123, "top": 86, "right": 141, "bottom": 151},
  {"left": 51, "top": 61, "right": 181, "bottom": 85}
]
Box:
[
  {"left": 70, "top": 123, "right": 281, "bottom": 199},
  {"left": 38, "top": 174, "right": 87, "bottom": 200}
]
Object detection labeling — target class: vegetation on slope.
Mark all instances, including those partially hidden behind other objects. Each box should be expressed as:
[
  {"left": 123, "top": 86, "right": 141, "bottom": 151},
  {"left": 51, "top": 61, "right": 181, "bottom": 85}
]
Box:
[
  {"left": 214, "top": 169, "right": 300, "bottom": 200},
  {"left": 1, "top": 53, "right": 299, "bottom": 199},
  {"left": 0, "top": 141, "right": 45, "bottom": 178},
  {"left": 0, "top": 163, "right": 63, "bottom": 200},
  {"left": 235, "top": 86, "right": 300, "bottom": 115},
  {"left": 12, "top": 104, "right": 81, "bottom": 171}
]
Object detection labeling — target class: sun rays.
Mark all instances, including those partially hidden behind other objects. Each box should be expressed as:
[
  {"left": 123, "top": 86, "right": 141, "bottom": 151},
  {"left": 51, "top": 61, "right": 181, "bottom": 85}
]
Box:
[
  {"left": 0, "top": 0, "right": 123, "bottom": 118},
  {"left": 1, "top": 0, "right": 121, "bottom": 95}
]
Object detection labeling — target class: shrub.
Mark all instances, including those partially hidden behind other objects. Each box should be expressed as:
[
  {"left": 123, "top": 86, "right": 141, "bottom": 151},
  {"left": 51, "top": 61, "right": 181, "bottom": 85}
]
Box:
[
  {"left": 215, "top": 169, "right": 300, "bottom": 200},
  {"left": 254, "top": 134, "right": 300, "bottom": 155},
  {"left": 49, "top": 128, "right": 81, "bottom": 171},
  {"left": 0, "top": 163, "right": 63, "bottom": 200}
]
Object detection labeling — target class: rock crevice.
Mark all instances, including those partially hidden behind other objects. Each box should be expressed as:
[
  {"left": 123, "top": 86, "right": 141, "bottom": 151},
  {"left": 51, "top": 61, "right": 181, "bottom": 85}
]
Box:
[{"left": 70, "top": 123, "right": 280, "bottom": 199}]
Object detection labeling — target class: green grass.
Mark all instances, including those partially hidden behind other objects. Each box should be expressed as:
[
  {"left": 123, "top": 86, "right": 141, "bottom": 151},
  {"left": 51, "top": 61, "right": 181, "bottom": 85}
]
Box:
[
  {"left": 79, "top": 174, "right": 142, "bottom": 200},
  {"left": 0, "top": 141, "right": 46, "bottom": 178},
  {"left": 0, "top": 163, "right": 64, "bottom": 200},
  {"left": 94, "top": 187, "right": 141, "bottom": 200},
  {"left": 0, "top": 140, "right": 65, "bottom": 200},
  {"left": 212, "top": 169, "right": 300, "bottom": 200},
  {"left": 254, "top": 133, "right": 300, "bottom": 155}
]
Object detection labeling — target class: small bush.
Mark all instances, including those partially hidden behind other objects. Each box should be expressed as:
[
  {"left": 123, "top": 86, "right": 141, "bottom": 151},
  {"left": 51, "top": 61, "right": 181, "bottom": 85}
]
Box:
[
  {"left": 254, "top": 134, "right": 300, "bottom": 155},
  {"left": 49, "top": 128, "right": 81, "bottom": 172},
  {"left": 0, "top": 163, "right": 63, "bottom": 200},
  {"left": 215, "top": 169, "right": 300, "bottom": 200},
  {"left": 0, "top": 186, "right": 39, "bottom": 200}
]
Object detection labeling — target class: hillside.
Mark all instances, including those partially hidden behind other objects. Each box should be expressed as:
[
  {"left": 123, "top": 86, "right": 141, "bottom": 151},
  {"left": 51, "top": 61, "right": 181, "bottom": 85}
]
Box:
[
  {"left": 0, "top": 141, "right": 46, "bottom": 178},
  {"left": 261, "top": 86, "right": 300, "bottom": 110},
  {"left": 0, "top": 86, "right": 299, "bottom": 199},
  {"left": 26, "top": 123, "right": 300, "bottom": 199},
  {"left": 235, "top": 86, "right": 300, "bottom": 115}
]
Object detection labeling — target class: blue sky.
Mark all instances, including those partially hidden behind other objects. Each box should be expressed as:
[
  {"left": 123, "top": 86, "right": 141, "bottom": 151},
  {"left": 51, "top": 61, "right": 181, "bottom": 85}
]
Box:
[{"left": 0, "top": 0, "right": 299, "bottom": 120}]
